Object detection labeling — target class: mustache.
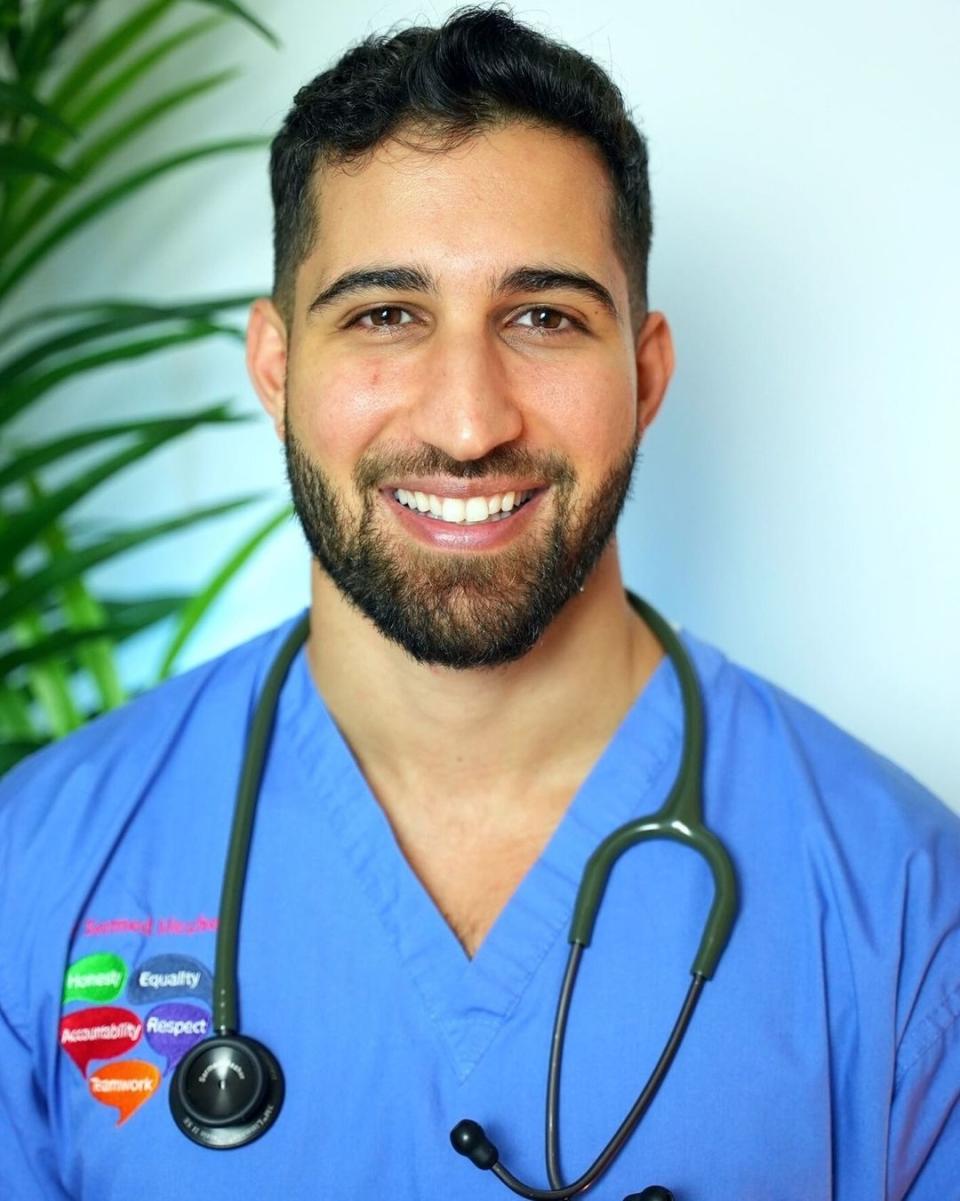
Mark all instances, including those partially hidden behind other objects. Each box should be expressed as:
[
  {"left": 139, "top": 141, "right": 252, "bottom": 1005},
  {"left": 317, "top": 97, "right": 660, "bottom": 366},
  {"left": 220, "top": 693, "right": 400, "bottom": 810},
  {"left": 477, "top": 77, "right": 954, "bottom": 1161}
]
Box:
[{"left": 352, "top": 445, "right": 576, "bottom": 490}]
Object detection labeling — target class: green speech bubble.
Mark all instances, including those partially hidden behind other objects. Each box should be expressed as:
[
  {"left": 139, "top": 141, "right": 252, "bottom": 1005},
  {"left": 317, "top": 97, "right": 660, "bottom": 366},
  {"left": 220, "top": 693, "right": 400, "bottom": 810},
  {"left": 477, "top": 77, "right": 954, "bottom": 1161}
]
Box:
[{"left": 63, "top": 952, "right": 128, "bottom": 1003}]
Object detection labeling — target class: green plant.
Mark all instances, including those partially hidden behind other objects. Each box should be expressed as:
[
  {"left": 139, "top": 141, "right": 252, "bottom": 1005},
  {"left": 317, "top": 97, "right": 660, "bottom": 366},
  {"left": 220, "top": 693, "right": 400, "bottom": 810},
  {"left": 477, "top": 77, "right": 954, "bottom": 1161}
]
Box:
[{"left": 0, "top": 0, "right": 291, "bottom": 773}]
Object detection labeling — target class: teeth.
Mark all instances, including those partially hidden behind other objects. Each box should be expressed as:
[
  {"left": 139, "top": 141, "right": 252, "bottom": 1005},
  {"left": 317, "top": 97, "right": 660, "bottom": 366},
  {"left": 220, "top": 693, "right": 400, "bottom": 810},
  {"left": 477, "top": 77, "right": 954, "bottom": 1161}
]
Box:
[
  {"left": 441, "top": 497, "right": 466, "bottom": 523},
  {"left": 464, "top": 497, "right": 489, "bottom": 523},
  {"left": 392, "top": 488, "right": 533, "bottom": 524}
]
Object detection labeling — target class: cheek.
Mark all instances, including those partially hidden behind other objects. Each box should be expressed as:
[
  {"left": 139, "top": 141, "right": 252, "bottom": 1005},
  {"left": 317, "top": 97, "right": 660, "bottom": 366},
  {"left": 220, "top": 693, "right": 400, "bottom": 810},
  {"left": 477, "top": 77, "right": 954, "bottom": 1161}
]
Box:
[
  {"left": 517, "top": 356, "right": 637, "bottom": 461},
  {"left": 287, "top": 357, "right": 398, "bottom": 462}
]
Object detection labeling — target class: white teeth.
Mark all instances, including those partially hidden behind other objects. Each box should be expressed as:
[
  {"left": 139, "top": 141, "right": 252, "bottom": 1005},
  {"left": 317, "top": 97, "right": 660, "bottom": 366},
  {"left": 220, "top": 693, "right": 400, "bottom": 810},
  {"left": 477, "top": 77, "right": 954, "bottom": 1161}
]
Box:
[
  {"left": 441, "top": 497, "right": 466, "bottom": 523},
  {"left": 392, "top": 488, "right": 533, "bottom": 523},
  {"left": 464, "top": 496, "right": 489, "bottom": 523}
]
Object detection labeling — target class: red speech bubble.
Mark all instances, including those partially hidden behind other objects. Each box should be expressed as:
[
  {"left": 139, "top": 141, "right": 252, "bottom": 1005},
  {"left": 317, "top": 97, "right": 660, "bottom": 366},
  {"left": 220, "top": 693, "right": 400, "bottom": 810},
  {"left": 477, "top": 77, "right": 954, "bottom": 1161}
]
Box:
[
  {"left": 88, "top": 1060, "right": 161, "bottom": 1125},
  {"left": 59, "top": 1006, "right": 142, "bottom": 1076}
]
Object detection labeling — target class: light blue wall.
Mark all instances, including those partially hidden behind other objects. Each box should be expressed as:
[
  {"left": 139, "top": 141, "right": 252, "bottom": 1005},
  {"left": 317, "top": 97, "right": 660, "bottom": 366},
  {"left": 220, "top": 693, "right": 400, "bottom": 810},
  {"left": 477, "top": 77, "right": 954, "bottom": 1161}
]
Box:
[{"left": 13, "top": 0, "right": 959, "bottom": 804}]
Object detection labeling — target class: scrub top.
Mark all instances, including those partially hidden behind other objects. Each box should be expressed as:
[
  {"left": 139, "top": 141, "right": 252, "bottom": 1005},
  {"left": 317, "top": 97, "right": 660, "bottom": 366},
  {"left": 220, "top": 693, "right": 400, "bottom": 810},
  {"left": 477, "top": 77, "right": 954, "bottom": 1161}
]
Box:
[{"left": 1, "top": 614, "right": 958, "bottom": 1201}]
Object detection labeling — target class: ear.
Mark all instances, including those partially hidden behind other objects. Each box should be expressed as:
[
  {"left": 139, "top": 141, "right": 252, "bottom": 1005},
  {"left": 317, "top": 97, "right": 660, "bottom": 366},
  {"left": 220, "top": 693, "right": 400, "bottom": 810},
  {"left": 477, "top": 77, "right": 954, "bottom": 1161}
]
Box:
[
  {"left": 634, "top": 311, "right": 675, "bottom": 437},
  {"left": 246, "top": 297, "right": 288, "bottom": 440}
]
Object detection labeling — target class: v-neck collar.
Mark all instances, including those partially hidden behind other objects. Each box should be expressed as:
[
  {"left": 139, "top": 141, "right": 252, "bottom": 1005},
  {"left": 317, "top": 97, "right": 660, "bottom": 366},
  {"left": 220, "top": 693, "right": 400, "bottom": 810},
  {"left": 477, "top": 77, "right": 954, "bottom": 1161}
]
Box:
[{"left": 279, "top": 637, "right": 690, "bottom": 1082}]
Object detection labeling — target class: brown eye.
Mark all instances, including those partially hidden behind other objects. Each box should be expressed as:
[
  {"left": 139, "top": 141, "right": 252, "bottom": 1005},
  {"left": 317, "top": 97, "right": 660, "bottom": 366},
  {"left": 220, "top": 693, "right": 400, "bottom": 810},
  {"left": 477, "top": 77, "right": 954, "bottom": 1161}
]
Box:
[
  {"left": 369, "top": 306, "right": 405, "bottom": 326},
  {"left": 354, "top": 306, "right": 414, "bottom": 330},
  {"left": 515, "top": 307, "right": 575, "bottom": 333}
]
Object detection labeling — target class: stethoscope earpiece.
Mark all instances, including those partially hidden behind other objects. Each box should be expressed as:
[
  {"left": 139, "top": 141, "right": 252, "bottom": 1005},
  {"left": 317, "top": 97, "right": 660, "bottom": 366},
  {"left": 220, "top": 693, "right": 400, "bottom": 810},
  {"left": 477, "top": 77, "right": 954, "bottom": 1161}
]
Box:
[{"left": 169, "top": 1033, "right": 284, "bottom": 1149}]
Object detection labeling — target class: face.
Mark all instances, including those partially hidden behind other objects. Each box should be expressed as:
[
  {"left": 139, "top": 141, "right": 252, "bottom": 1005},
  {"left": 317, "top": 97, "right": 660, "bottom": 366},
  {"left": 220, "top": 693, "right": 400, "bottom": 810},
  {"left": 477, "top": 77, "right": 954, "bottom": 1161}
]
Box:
[{"left": 250, "top": 123, "right": 673, "bottom": 667}]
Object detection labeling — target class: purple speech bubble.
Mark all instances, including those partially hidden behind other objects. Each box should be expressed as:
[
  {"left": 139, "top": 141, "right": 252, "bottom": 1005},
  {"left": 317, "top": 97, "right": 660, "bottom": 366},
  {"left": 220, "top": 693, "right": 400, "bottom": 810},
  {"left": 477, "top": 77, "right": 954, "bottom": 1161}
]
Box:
[{"left": 143, "top": 1002, "right": 211, "bottom": 1074}]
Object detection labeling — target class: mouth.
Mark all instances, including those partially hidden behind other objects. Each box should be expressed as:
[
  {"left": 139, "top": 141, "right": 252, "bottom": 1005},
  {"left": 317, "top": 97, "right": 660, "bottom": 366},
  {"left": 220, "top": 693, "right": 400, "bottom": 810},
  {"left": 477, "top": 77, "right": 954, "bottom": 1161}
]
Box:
[{"left": 389, "top": 487, "right": 540, "bottom": 526}]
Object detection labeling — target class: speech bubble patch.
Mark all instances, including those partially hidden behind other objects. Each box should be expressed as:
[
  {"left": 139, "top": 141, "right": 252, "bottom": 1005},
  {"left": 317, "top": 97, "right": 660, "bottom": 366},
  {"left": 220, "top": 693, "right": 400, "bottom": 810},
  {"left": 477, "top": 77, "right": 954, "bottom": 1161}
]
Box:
[
  {"left": 63, "top": 952, "right": 128, "bottom": 1003},
  {"left": 126, "top": 954, "right": 212, "bottom": 1005},
  {"left": 144, "top": 1002, "right": 211, "bottom": 1073},
  {"left": 88, "top": 1060, "right": 161, "bottom": 1125},
  {"left": 59, "top": 1006, "right": 142, "bottom": 1076}
]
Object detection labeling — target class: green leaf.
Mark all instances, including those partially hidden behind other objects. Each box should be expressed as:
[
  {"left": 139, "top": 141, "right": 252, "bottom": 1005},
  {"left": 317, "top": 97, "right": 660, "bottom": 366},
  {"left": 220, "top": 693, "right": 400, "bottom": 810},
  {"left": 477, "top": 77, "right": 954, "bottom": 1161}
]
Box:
[
  {"left": 44, "top": 1, "right": 175, "bottom": 121},
  {"left": 10, "top": 603, "right": 83, "bottom": 736},
  {"left": 0, "top": 405, "right": 243, "bottom": 490},
  {"left": 159, "top": 504, "right": 290, "bottom": 678},
  {"left": 1, "top": 414, "right": 248, "bottom": 564},
  {"left": 0, "top": 137, "right": 269, "bottom": 300},
  {"left": 0, "top": 292, "right": 259, "bottom": 354},
  {"left": 0, "top": 80, "right": 77, "bottom": 134},
  {"left": 0, "top": 495, "right": 262, "bottom": 628},
  {"left": 9, "top": 69, "right": 240, "bottom": 244},
  {"left": 193, "top": 0, "right": 279, "bottom": 48},
  {"left": 0, "top": 604, "right": 186, "bottom": 677},
  {"left": 0, "top": 144, "right": 75, "bottom": 181},
  {"left": 0, "top": 736, "right": 51, "bottom": 775},
  {"left": 1, "top": 322, "right": 241, "bottom": 427},
  {"left": 2, "top": 10, "right": 221, "bottom": 225},
  {"left": 12, "top": 0, "right": 97, "bottom": 80},
  {"left": 99, "top": 593, "right": 192, "bottom": 630}
]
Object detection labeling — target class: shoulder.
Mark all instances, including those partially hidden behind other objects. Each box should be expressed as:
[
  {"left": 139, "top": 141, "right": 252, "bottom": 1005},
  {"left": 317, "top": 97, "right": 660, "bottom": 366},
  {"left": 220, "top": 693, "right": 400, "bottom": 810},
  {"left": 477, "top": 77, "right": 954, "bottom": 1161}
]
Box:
[
  {"left": 686, "top": 632, "right": 960, "bottom": 1080},
  {"left": 685, "top": 629, "right": 958, "bottom": 847},
  {"left": 0, "top": 615, "right": 306, "bottom": 1016},
  {"left": 0, "top": 614, "right": 304, "bottom": 819}
]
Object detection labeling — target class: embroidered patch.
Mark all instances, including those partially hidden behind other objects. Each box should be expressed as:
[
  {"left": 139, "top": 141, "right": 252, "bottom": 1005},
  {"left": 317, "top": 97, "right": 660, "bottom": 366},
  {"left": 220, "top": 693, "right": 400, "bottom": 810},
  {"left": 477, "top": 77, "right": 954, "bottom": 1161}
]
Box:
[
  {"left": 144, "top": 1002, "right": 211, "bottom": 1073},
  {"left": 88, "top": 1061, "right": 162, "bottom": 1125},
  {"left": 126, "top": 953, "right": 213, "bottom": 1005},
  {"left": 59, "top": 1006, "right": 143, "bottom": 1075},
  {"left": 61, "top": 918, "right": 216, "bottom": 1128},
  {"left": 63, "top": 953, "right": 128, "bottom": 1003}
]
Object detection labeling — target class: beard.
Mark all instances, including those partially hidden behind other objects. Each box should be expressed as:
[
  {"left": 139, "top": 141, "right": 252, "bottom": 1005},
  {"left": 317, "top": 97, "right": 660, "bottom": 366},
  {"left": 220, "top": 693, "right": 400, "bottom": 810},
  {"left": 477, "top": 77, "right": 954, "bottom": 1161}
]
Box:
[{"left": 285, "top": 425, "right": 638, "bottom": 669}]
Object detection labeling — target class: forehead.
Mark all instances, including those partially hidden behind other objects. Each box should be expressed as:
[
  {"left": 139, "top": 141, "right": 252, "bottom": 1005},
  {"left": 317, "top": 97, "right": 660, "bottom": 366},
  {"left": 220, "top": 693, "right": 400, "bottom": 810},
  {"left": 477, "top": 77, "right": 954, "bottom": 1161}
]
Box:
[{"left": 298, "top": 123, "right": 627, "bottom": 301}]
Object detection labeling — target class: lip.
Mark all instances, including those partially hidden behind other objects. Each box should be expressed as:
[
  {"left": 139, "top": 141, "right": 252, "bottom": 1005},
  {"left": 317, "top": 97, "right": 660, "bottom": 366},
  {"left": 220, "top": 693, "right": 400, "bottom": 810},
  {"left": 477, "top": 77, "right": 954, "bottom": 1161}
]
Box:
[{"left": 383, "top": 487, "right": 547, "bottom": 551}]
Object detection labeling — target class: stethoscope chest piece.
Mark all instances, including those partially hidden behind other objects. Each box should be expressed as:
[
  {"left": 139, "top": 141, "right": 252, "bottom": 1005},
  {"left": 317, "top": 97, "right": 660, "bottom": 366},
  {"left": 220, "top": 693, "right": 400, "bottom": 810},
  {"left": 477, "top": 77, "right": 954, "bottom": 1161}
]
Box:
[{"left": 169, "top": 1034, "right": 284, "bottom": 1149}]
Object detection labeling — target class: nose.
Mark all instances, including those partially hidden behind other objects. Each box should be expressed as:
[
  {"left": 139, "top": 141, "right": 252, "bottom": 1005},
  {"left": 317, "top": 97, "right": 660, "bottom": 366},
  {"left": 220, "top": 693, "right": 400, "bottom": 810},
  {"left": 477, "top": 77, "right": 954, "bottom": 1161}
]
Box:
[{"left": 406, "top": 327, "right": 523, "bottom": 462}]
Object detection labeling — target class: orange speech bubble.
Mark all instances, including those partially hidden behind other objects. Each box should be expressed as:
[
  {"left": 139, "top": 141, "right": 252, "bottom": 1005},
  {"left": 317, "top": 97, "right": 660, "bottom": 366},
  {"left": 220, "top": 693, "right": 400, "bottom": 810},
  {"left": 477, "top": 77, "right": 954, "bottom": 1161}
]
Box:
[{"left": 87, "top": 1060, "right": 162, "bottom": 1126}]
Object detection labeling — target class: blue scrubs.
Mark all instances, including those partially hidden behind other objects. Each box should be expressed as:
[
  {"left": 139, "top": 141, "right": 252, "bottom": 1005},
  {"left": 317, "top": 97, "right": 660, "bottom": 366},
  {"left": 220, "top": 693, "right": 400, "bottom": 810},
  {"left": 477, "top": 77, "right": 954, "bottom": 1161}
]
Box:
[{"left": 1, "top": 615, "right": 958, "bottom": 1200}]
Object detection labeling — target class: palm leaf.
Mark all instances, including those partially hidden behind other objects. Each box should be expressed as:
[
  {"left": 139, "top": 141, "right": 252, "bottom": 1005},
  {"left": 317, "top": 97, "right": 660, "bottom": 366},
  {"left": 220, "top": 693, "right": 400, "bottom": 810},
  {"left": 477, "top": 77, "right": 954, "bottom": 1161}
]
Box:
[
  {"left": 0, "top": 80, "right": 77, "bottom": 135},
  {"left": 10, "top": 69, "right": 239, "bottom": 244},
  {"left": 0, "top": 736, "right": 51, "bottom": 774},
  {"left": 0, "top": 137, "right": 269, "bottom": 300},
  {"left": 1, "top": 412, "right": 250, "bottom": 563},
  {"left": 0, "top": 293, "right": 258, "bottom": 362},
  {"left": 0, "top": 495, "right": 262, "bottom": 628},
  {"left": 0, "top": 144, "right": 75, "bottom": 181},
  {"left": 0, "top": 405, "right": 244, "bottom": 490},
  {"left": 159, "top": 504, "right": 291, "bottom": 677},
  {"left": 1, "top": 322, "right": 243, "bottom": 427},
  {"left": 193, "top": 0, "right": 279, "bottom": 48},
  {"left": 0, "top": 591, "right": 190, "bottom": 678}
]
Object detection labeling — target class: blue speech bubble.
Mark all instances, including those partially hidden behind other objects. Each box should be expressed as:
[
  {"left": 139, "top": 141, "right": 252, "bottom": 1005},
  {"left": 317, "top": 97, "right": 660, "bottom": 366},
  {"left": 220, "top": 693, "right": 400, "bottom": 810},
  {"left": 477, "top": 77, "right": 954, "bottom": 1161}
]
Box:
[
  {"left": 144, "top": 1002, "right": 211, "bottom": 1074},
  {"left": 126, "top": 954, "right": 212, "bottom": 1005}
]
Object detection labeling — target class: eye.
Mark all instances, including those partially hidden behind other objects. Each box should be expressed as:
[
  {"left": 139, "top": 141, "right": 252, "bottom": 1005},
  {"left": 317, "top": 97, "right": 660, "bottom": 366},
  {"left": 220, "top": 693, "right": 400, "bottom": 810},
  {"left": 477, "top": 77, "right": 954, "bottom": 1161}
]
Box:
[
  {"left": 352, "top": 306, "right": 416, "bottom": 330},
  {"left": 513, "top": 307, "right": 582, "bottom": 334}
]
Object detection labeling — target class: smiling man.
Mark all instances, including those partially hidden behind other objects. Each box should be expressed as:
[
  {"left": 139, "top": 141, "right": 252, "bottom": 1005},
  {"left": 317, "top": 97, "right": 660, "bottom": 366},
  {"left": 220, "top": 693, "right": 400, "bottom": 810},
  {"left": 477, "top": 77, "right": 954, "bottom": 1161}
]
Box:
[{"left": 1, "top": 8, "right": 959, "bottom": 1201}]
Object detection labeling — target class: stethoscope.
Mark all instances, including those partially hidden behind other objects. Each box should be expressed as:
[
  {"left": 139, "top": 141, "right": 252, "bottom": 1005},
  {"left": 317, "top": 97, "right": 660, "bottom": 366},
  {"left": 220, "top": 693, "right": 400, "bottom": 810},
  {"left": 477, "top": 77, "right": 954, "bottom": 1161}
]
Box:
[{"left": 169, "top": 593, "right": 738, "bottom": 1201}]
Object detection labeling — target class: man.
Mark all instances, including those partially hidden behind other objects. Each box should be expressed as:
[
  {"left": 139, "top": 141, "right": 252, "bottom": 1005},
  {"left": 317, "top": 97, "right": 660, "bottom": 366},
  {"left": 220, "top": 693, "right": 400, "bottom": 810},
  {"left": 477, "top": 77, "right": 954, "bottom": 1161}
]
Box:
[{"left": 1, "top": 8, "right": 957, "bottom": 1200}]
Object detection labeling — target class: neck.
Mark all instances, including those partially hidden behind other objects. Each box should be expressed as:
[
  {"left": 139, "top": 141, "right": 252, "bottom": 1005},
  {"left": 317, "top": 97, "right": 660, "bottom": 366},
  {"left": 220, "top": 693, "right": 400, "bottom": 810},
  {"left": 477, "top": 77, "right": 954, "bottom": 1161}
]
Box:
[{"left": 304, "top": 548, "right": 663, "bottom": 826}]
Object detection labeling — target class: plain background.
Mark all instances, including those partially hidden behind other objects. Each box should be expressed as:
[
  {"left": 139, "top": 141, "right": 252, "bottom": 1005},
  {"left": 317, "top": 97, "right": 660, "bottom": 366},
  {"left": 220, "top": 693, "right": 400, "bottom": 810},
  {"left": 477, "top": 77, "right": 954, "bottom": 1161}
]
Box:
[{"left": 10, "top": 0, "right": 959, "bottom": 806}]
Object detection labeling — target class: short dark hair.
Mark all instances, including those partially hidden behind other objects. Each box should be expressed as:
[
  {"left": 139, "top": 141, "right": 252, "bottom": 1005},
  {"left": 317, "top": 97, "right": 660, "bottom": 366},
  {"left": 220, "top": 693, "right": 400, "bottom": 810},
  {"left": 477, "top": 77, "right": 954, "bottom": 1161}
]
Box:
[{"left": 269, "top": 5, "right": 652, "bottom": 325}]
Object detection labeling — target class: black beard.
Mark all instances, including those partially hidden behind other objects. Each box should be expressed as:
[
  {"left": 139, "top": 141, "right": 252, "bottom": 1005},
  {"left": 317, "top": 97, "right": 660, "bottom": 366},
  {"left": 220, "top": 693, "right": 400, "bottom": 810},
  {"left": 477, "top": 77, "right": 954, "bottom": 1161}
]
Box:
[{"left": 285, "top": 430, "right": 638, "bottom": 669}]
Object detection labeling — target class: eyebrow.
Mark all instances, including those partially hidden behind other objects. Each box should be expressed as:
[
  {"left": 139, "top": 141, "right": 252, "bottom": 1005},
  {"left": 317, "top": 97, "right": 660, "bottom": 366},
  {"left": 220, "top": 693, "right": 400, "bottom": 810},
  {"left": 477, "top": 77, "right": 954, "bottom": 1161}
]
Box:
[{"left": 307, "top": 263, "right": 620, "bottom": 321}]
